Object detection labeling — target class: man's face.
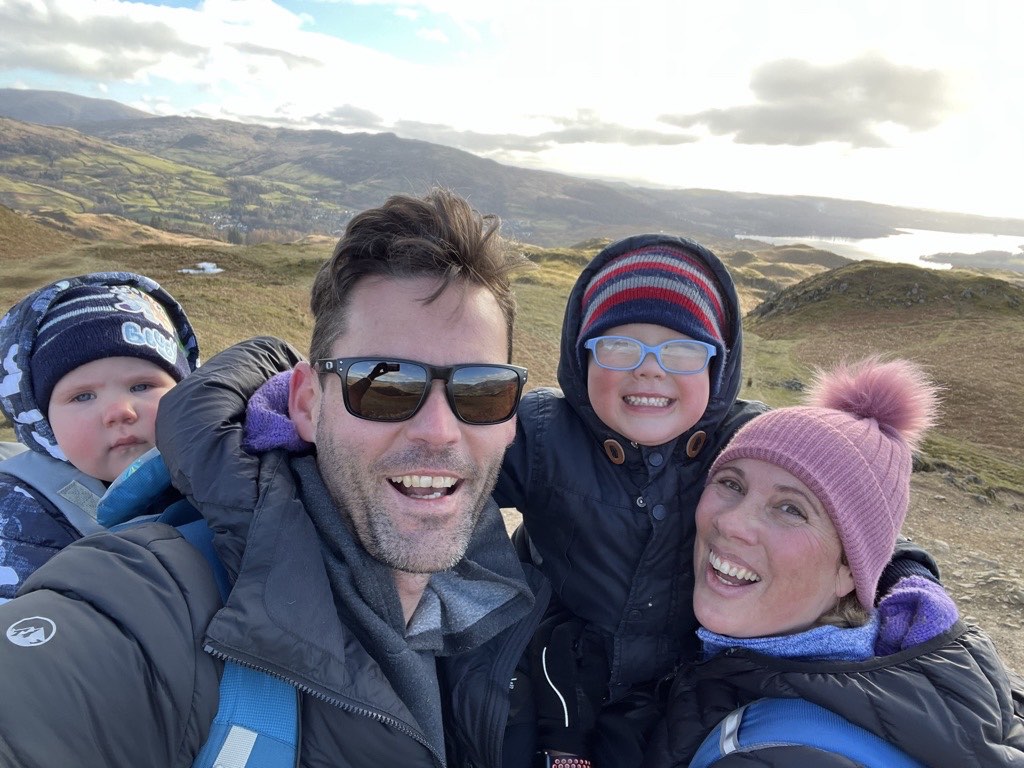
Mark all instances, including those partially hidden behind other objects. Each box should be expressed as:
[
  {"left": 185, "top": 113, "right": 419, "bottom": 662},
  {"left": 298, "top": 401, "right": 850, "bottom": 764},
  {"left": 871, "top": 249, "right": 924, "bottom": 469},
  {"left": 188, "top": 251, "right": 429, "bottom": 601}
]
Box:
[{"left": 292, "top": 276, "right": 516, "bottom": 573}]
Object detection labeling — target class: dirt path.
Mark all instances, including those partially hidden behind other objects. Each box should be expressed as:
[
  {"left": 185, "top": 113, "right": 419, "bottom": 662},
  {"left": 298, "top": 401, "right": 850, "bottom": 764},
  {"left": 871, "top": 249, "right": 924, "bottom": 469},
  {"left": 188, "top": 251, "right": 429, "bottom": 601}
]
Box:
[{"left": 904, "top": 471, "right": 1024, "bottom": 674}]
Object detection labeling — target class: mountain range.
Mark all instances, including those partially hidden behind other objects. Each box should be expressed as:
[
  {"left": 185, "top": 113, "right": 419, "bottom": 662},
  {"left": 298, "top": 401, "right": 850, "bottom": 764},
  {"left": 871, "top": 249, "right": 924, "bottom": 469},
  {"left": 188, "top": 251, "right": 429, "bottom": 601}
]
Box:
[{"left": 3, "top": 87, "right": 1024, "bottom": 250}]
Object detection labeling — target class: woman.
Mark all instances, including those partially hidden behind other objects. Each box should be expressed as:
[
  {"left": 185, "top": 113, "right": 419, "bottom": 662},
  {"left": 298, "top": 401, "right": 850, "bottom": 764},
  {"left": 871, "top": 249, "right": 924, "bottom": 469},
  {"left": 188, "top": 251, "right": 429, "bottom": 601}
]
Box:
[{"left": 643, "top": 357, "right": 1024, "bottom": 767}]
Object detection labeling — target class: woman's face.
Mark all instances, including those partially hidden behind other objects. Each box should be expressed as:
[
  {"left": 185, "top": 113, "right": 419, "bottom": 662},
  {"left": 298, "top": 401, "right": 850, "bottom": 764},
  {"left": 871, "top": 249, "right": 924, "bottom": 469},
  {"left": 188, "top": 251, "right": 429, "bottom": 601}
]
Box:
[{"left": 693, "top": 457, "right": 855, "bottom": 638}]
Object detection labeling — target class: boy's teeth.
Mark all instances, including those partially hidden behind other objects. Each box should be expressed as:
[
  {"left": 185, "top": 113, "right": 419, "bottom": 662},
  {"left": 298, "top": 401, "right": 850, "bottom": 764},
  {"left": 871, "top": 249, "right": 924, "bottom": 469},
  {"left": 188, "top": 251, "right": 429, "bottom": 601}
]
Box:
[
  {"left": 390, "top": 475, "right": 457, "bottom": 489},
  {"left": 624, "top": 395, "right": 669, "bottom": 407},
  {"left": 709, "top": 551, "right": 761, "bottom": 583}
]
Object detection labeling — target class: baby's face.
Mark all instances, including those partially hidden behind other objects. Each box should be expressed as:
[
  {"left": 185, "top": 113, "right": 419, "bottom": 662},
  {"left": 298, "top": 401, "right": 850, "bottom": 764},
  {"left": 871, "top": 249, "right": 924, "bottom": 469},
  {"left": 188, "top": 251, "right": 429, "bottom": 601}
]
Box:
[
  {"left": 47, "top": 356, "right": 178, "bottom": 482},
  {"left": 586, "top": 322, "right": 711, "bottom": 446}
]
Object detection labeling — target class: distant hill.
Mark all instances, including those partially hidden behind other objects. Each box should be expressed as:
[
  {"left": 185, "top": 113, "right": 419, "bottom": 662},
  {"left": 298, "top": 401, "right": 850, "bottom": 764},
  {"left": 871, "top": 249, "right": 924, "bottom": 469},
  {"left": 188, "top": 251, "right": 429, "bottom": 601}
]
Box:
[
  {"left": 746, "top": 260, "right": 1024, "bottom": 490},
  {"left": 0, "top": 88, "right": 152, "bottom": 126},
  {"left": 2, "top": 207, "right": 1021, "bottom": 499},
  {"left": 0, "top": 203, "right": 77, "bottom": 263},
  {"left": 3, "top": 89, "right": 1024, "bottom": 250},
  {"left": 749, "top": 259, "right": 1023, "bottom": 326}
]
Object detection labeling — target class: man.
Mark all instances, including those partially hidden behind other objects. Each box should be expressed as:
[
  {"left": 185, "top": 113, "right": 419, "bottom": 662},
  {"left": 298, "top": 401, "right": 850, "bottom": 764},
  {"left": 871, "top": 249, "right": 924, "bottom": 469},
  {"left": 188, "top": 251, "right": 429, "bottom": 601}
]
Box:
[{"left": 0, "top": 189, "right": 548, "bottom": 767}]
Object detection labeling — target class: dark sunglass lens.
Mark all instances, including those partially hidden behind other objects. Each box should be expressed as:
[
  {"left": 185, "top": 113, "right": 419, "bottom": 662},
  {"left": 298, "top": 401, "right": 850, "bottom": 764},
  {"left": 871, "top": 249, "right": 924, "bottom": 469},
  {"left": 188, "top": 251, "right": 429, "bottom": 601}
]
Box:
[
  {"left": 450, "top": 366, "right": 521, "bottom": 424},
  {"left": 345, "top": 360, "right": 428, "bottom": 421}
]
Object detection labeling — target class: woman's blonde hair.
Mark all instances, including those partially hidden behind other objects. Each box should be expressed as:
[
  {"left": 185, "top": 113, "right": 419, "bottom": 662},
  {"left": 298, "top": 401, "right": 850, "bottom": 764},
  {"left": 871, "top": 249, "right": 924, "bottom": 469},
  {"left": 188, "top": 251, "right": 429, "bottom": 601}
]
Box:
[
  {"left": 817, "top": 552, "right": 871, "bottom": 628},
  {"left": 818, "top": 592, "right": 871, "bottom": 628}
]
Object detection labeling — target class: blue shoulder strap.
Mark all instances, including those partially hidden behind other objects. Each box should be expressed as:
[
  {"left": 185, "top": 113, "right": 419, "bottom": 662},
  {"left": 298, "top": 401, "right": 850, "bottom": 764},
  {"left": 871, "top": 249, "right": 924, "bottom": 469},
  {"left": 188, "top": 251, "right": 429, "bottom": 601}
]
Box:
[
  {"left": 690, "top": 697, "right": 926, "bottom": 768},
  {"left": 170, "top": 514, "right": 300, "bottom": 768},
  {"left": 191, "top": 662, "right": 301, "bottom": 768}
]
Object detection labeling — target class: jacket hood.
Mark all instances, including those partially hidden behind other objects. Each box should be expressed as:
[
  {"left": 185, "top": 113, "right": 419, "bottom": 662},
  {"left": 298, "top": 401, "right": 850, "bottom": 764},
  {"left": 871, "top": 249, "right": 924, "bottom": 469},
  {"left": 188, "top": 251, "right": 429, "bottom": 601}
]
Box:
[
  {"left": 557, "top": 234, "right": 743, "bottom": 448},
  {"left": 0, "top": 272, "right": 199, "bottom": 461}
]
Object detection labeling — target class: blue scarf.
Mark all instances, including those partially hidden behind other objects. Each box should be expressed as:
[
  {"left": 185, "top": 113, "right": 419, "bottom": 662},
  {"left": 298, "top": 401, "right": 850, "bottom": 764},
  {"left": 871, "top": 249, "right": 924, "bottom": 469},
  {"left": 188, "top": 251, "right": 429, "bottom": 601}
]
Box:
[{"left": 699, "top": 613, "right": 880, "bottom": 661}]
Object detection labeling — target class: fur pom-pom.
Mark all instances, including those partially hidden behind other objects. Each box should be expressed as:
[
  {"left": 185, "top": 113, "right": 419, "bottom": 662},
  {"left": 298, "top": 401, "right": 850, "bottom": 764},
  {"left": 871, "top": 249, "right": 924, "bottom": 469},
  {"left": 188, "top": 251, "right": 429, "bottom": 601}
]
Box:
[{"left": 807, "top": 356, "right": 940, "bottom": 449}]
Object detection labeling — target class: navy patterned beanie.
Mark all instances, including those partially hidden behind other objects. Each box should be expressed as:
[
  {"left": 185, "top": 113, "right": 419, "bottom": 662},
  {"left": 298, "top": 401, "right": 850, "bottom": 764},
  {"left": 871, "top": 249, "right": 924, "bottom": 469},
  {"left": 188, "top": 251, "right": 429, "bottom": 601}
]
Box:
[
  {"left": 31, "top": 283, "right": 192, "bottom": 413},
  {"left": 577, "top": 242, "right": 729, "bottom": 393}
]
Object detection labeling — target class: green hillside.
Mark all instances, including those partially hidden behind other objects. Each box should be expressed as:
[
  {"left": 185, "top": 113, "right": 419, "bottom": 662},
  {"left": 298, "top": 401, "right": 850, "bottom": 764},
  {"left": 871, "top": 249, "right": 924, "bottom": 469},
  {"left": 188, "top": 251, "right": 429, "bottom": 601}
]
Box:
[
  {"left": 2, "top": 218, "right": 1022, "bottom": 499},
  {"left": 5, "top": 93, "right": 1024, "bottom": 249}
]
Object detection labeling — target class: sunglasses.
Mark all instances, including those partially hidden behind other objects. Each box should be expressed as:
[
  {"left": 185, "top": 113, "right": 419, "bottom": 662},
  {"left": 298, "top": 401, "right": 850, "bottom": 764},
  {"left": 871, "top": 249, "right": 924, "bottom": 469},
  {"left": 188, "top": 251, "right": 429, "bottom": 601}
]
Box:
[
  {"left": 315, "top": 357, "right": 528, "bottom": 425},
  {"left": 584, "top": 335, "right": 716, "bottom": 374}
]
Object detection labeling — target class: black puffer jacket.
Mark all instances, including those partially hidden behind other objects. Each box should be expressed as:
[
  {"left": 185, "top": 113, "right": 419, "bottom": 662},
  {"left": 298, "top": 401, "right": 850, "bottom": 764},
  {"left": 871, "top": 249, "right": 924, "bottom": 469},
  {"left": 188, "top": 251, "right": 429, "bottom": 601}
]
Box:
[
  {"left": 643, "top": 621, "right": 1024, "bottom": 767},
  {"left": 495, "top": 234, "right": 769, "bottom": 693},
  {"left": 0, "top": 337, "right": 549, "bottom": 768}
]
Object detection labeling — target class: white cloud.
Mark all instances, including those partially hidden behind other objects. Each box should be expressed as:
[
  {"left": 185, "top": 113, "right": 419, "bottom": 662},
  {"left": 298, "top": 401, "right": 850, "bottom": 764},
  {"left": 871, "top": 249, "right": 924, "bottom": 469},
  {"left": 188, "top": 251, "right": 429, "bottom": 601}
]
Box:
[
  {"left": 416, "top": 27, "right": 449, "bottom": 44},
  {"left": 660, "top": 55, "right": 959, "bottom": 148},
  {"left": 0, "top": 0, "right": 1021, "bottom": 218}
]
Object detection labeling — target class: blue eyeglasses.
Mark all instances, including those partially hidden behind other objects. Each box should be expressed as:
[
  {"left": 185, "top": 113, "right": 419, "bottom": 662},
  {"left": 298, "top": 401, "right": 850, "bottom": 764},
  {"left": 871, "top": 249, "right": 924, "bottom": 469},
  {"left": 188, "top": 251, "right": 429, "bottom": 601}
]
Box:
[{"left": 584, "top": 336, "right": 716, "bottom": 374}]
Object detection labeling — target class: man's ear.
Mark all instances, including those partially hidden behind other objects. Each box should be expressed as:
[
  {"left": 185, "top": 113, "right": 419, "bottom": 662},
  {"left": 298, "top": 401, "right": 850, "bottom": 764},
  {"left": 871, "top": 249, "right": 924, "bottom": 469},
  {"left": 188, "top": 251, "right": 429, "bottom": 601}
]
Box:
[{"left": 289, "top": 361, "right": 320, "bottom": 443}]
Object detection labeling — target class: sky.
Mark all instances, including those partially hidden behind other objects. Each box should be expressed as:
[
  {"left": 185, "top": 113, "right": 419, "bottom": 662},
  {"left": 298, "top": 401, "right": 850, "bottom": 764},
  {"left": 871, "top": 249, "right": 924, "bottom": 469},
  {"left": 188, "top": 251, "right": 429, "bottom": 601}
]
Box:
[{"left": 2, "top": 0, "right": 1023, "bottom": 221}]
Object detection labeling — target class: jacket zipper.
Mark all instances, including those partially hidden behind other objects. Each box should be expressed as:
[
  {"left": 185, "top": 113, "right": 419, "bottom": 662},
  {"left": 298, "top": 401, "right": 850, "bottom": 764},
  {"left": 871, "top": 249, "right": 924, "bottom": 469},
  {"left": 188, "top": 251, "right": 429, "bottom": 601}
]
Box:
[{"left": 204, "top": 643, "right": 447, "bottom": 768}]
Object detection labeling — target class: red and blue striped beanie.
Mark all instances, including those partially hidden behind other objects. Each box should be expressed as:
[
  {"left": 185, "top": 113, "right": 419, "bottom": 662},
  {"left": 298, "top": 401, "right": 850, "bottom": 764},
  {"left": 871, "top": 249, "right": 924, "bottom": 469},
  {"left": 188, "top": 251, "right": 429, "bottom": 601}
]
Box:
[{"left": 577, "top": 243, "right": 728, "bottom": 385}]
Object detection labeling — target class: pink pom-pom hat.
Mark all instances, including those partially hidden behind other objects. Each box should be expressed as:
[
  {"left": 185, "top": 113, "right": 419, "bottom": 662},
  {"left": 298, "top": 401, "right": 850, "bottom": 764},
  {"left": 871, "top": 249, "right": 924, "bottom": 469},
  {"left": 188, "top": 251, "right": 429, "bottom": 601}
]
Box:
[{"left": 708, "top": 356, "right": 940, "bottom": 610}]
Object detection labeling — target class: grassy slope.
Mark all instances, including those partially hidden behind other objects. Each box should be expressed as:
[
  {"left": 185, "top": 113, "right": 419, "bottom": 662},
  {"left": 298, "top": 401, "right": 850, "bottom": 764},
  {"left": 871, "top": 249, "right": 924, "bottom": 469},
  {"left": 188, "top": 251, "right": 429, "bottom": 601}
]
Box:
[{"left": 2, "top": 216, "right": 1022, "bottom": 499}]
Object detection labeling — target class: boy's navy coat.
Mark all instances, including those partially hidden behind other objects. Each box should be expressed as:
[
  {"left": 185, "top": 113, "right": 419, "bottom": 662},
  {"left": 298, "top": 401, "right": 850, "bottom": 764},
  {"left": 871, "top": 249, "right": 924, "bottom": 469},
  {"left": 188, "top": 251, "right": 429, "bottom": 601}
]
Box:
[{"left": 495, "top": 234, "right": 768, "bottom": 694}]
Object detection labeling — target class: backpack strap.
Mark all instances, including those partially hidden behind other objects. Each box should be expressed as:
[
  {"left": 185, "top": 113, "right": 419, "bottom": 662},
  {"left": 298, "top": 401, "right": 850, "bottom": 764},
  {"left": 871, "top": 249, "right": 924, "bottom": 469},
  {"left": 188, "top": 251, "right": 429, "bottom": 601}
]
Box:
[
  {"left": 0, "top": 450, "right": 106, "bottom": 536},
  {"left": 690, "top": 697, "right": 926, "bottom": 768},
  {"left": 191, "top": 662, "right": 300, "bottom": 768},
  {"left": 171, "top": 515, "right": 299, "bottom": 768}
]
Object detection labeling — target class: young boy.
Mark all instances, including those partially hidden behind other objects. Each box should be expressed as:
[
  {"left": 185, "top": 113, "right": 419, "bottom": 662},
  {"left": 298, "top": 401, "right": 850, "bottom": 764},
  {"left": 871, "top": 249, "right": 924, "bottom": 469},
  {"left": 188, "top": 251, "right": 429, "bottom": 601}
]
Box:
[
  {"left": 0, "top": 272, "right": 199, "bottom": 601},
  {"left": 489, "top": 235, "right": 761, "bottom": 763}
]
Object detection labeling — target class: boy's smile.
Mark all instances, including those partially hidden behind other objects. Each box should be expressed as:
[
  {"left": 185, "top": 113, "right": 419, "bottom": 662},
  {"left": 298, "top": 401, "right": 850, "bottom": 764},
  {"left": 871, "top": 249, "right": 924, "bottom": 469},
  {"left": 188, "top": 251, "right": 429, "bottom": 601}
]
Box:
[{"left": 586, "top": 322, "right": 711, "bottom": 446}]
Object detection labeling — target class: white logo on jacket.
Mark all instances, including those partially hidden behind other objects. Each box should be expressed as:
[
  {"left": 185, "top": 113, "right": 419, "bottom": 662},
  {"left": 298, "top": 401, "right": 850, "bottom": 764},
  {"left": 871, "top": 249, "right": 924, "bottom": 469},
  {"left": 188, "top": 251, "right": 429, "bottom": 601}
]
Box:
[{"left": 6, "top": 616, "right": 56, "bottom": 646}]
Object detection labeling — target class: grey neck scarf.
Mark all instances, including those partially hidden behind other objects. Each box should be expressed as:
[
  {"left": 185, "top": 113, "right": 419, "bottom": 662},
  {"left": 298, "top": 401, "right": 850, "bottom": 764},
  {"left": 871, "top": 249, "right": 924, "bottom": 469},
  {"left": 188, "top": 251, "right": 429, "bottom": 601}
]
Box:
[{"left": 291, "top": 456, "right": 446, "bottom": 758}]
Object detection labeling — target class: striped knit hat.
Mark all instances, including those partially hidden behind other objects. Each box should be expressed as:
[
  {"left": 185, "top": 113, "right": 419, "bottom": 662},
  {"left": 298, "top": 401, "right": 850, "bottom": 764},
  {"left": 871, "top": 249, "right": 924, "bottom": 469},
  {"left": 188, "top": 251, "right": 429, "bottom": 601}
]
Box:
[
  {"left": 709, "top": 357, "right": 940, "bottom": 610},
  {"left": 577, "top": 241, "right": 728, "bottom": 392},
  {"left": 31, "top": 283, "right": 192, "bottom": 414}
]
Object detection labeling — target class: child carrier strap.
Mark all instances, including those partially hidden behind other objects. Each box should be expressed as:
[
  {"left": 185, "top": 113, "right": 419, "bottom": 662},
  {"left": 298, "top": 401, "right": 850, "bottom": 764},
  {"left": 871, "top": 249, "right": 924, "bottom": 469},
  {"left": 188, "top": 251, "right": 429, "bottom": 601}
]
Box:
[
  {"left": 0, "top": 449, "right": 106, "bottom": 536},
  {"left": 690, "top": 697, "right": 926, "bottom": 768},
  {"left": 165, "top": 514, "right": 300, "bottom": 768}
]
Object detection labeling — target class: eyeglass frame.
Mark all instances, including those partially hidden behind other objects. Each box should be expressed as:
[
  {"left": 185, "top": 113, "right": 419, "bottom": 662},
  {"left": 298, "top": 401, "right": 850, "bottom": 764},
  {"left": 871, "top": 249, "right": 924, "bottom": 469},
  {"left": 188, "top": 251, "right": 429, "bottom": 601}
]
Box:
[
  {"left": 314, "top": 356, "right": 529, "bottom": 425},
  {"left": 583, "top": 335, "right": 717, "bottom": 374}
]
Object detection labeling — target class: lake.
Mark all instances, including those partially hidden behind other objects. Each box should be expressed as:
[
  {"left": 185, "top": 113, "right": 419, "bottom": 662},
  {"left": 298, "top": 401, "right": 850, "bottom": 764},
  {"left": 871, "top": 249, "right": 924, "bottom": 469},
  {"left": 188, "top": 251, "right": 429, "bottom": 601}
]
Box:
[{"left": 738, "top": 229, "right": 1024, "bottom": 269}]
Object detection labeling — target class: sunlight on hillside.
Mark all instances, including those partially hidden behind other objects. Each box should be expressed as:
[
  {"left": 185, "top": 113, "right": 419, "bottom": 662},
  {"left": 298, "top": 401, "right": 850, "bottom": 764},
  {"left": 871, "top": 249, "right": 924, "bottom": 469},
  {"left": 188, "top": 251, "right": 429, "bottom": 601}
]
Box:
[{"left": 2, "top": 222, "right": 1022, "bottom": 498}]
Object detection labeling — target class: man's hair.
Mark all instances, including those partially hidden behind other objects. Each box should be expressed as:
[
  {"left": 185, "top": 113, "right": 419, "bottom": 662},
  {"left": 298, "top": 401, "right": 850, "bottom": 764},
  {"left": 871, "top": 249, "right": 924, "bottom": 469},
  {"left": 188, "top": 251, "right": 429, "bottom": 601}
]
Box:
[{"left": 308, "top": 188, "right": 530, "bottom": 363}]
